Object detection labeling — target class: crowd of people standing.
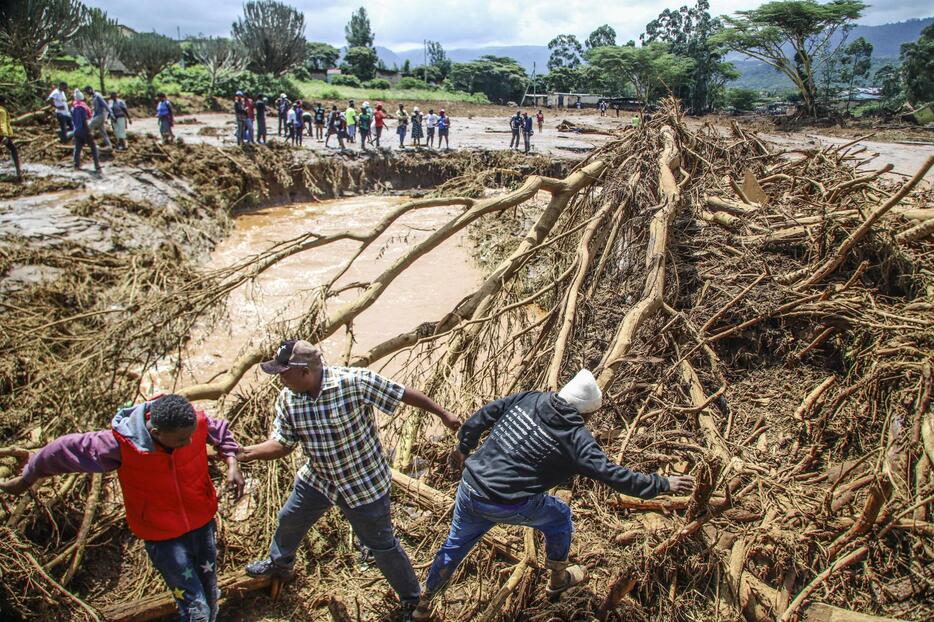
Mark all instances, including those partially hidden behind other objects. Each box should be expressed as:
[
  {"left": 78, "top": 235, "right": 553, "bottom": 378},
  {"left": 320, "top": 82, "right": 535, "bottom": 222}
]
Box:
[{"left": 235, "top": 93, "right": 454, "bottom": 152}]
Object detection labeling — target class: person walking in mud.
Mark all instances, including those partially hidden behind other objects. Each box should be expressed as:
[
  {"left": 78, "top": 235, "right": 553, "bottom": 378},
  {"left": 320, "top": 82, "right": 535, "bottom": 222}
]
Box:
[
  {"left": 396, "top": 103, "right": 408, "bottom": 149},
  {"left": 522, "top": 111, "right": 534, "bottom": 154},
  {"left": 424, "top": 108, "right": 438, "bottom": 148},
  {"left": 237, "top": 340, "right": 461, "bottom": 622},
  {"left": 70, "top": 90, "right": 101, "bottom": 174},
  {"left": 156, "top": 92, "right": 175, "bottom": 144},
  {"left": 84, "top": 86, "right": 113, "bottom": 149},
  {"left": 276, "top": 93, "right": 290, "bottom": 136},
  {"left": 345, "top": 100, "right": 357, "bottom": 145},
  {"left": 313, "top": 102, "right": 325, "bottom": 140},
  {"left": 325, "top": 105, "right": 344, "bottom": 149},
  {"left": 287, "top": 103, "right": 297, "bottom": 145},
  {"left": 436, "top": 109, "right": 450, "bottom": 150},
  {"left": 0, "top": 394, "right": 245, "bottom": 622},
  {"left": 412, "top": 370, "right": 695, "bottom": 620},
  {"left": 47, "top": 80, "right": 73, "bottom": 142},
  {"left": 234, "top": 91, "right": 246, "bottom": 145},
  {"left": 108, "top": 91, "right": 131, "bottom": 151},
  {"left": 536, "top": 109, "right": 544, "bottom": 134},
  {"left": 410, "top": 107, "right": 424, "bottom": 148},
  {"left": 292, "top": 100, "right": 304, "bottom": 146},
  {"left": 509, "top": 111, "right": 522, "bottom": 150},
  {"left": 358, "top": 104, "right": 373, "bottom": 152},
  {"left": 0, "top": 95, "right": 23, "bottom": 182},
  {"left": 374, "top": 103, "right": 386, "bottom": 148},
  {"left": 255, "top": 95, "right": 267, "bottom": 144}
]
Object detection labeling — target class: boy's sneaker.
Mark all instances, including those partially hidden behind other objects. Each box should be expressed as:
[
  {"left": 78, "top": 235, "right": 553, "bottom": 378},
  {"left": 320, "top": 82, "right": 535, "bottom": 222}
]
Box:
[{"left": 245, "top": 558, "right": 295, "bottom": 580}]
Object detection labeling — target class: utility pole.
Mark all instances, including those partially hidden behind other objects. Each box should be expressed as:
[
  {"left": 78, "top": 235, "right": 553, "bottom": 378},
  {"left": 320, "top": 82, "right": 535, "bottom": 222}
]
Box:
[{"left": 424, "top": 39, "right": 428, "bottom": 84}]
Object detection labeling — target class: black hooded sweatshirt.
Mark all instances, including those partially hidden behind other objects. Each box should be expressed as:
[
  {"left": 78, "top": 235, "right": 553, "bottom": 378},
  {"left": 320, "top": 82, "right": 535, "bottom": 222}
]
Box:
[{"left": 457, "top": 391, "right": 669, "bottom": 504}]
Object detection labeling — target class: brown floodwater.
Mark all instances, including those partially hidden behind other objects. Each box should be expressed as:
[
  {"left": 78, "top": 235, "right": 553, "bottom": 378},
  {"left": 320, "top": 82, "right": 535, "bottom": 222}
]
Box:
[{"left": 143, "top": 195, "right": 481, "bottom": 395}]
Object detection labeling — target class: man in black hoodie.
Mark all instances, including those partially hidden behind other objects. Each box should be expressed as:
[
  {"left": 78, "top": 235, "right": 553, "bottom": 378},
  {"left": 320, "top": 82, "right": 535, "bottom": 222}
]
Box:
[{"left": 412, "top": 370, "right": 694, "bottom": 619}]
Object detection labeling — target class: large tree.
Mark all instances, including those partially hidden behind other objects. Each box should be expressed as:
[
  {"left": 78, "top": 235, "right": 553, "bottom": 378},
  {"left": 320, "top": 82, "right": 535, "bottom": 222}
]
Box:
[
  {"left": 305, "top": 41, "right": 340, "bottom": 71},
  {"left": 191, "top": 36, "right": 246, "bottom": 100},
  {"left": 714, "top": 0, "right": 866, "bottom": 117},
  {"left": 643, "top": 0, "right": 732, "bottom": 113},
  {"left": 342, "top": 45, "right": 378, "bottom": 81},
  {"left": 547, "top": 34, "right": 584, "bottom": 71},
  {"left": 900, "top": 23, "right": 934, "bottom": 105},
  {"left": 121, "top": 32, "right": 181, "bottom": 91},
  {"left": 75, "top": 7, "right": 124, "bottom": 94},
  {"left": 426, "top": 40, "right": 452, "bottom": 79},
  {"left": 232, "top": 0, "right": 306, "bottom": 77},
  {"left": 587, "top": 42, "right": 695, "bottom": 103},
  {"left": 0, "top": 0, "right": 85, "bottom": 85},
  {"left": 345, "top": 7, "right": 374, "bottom": 49},
  {"left": 586, "top": 25, "right": 617, "bottom": 50},
  {"left": 838, "top": 36, "right": 871, "bottom": 112},
  {"left": 448, "top": 55, "right": 527, "bottom": 103}
]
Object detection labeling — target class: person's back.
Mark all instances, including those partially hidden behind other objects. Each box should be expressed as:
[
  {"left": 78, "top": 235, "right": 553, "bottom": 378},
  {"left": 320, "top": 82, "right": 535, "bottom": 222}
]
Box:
[{"left": 460, "top": 390, "right": 667, "bottom": 503}]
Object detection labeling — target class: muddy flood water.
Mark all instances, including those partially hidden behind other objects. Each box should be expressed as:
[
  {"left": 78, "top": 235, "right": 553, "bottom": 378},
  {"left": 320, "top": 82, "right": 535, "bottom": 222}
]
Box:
[{"left": 144, "top": 195, "right": 481, "bottom": 395}]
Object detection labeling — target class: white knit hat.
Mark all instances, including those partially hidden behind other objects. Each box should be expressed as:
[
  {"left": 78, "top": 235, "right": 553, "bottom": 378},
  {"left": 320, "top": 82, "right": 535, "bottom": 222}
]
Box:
[{"left": 558, "top": 369, "right": 602, "bottom": 413}]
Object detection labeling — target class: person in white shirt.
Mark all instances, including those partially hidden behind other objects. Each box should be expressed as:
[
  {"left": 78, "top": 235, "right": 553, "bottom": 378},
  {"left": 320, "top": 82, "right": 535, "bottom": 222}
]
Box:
[
  {"left": 47, "top": 81, "right": 72, "bottom": 142},
  {"left": 424, "top": 109, "right": 438, "bottom": 148},
  {"left": 286, "top": 106, "right": 297, "bottom": 145}
]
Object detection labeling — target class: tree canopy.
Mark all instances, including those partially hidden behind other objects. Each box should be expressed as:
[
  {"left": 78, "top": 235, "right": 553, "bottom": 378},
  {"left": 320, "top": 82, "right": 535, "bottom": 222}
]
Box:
[
  {"left": 586, "top": 25, "right": 617, "bottom": 50},
  {"left": 191, "top": 36, "right": 246, "bottom": 99},
  {"left": 342, "top": 46, "right": 378, "bottom": 81},
  {"left": 587, "top": 42, "right": 695, "bottom": 103},
  {"left": 714, "top": 0, "right": 866, "bottom": 116},
  {"left": 121, "top": 32, "right": 181, "bottom": 89},
  {"left": 448, "top": 55, "right": 527, "bottom": 103},
  {"left": 232, "top": 0, "right": 306, "bottom": 77},
  {"left": 547, "top": 34, "right": 584, "bottom": 71},
  {"left": 75, "top": 6, "right": 125, "bottom": 93},
  {"left": 304, "top": 41, "right": 339, "bottom": 72},
  {"left": 0, "top": 0, "right": 85, "bottom": 84},
  {"left": 345, "top": 7, "right": 374, "bottom": 49},
  {"left": 900, "top": 23, "right": 934, "bottom": 104}
]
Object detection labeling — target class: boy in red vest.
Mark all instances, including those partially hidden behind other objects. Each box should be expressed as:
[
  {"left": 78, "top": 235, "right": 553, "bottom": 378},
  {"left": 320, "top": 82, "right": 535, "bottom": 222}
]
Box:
[{"left": 0, "top": 394, "right": 244, "bottom": 622}]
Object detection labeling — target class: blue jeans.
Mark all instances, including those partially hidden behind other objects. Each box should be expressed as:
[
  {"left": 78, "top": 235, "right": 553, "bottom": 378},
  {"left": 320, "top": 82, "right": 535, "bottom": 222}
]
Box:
[
  {"left": 243, "top": 118, "right": 254, "bottom": 143},
  {"left": 425, "top": 482, "right": 573, "bottom": 594},
  {"left": 144, "top": 520, "right": 219, "bottom": 622},
  {"left": 269, "top": 476, "right": 421, "bottom": 605}
]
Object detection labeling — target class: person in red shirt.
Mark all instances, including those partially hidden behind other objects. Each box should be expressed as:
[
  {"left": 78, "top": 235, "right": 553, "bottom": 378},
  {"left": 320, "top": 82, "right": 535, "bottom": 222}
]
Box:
[
  {"left": 0, "top": 395, "right": 244, "bottom": 621},
  {"left": 536, "top": 109, "right": 544, "bottom": 134},
  {"left": 374, "top": 103, "right": 386, "bottom": 148},
  {"left": 244, "top": 95, "right": 256, "bottom": 144}
]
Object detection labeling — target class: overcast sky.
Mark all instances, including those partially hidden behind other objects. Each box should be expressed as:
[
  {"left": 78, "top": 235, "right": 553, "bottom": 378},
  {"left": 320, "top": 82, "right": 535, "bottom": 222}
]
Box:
[{"left": 87, "top": 1, "right": 933, "bottom": 51}]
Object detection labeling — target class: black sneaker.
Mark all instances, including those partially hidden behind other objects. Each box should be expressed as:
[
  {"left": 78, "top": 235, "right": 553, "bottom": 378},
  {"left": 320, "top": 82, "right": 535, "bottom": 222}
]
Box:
[{"left": 245, "top": 558, "right": 295, "bottom": 580}]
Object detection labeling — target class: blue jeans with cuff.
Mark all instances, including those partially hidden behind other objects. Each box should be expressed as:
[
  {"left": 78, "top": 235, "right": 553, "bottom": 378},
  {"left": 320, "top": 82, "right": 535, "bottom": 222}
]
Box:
[
  {"left": 144, "top": 519, "right": 220, "bottom": 622},
  {"left": 425, "top": 481, "right": 573, "bottom": 594},
  {"left": 269, "top": 476, "right": 421, "bottom": 605}
]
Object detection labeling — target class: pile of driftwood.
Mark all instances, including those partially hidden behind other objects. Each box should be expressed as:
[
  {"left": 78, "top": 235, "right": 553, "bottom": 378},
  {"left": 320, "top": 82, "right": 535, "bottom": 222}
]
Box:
[{"left": 1, "top": 100, "right": 932, "bottom": 621}]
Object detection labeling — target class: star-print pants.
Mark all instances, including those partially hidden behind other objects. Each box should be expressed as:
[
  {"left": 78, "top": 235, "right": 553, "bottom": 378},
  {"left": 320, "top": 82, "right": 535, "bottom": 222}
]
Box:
[{"left": 144, "top": 520, "right": 220, "bottom": 622}]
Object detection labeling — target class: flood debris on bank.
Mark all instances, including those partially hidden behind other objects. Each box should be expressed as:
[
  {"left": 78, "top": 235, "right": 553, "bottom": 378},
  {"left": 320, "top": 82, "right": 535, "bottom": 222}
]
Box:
[{"left": 1, "top": 100, "right": 933, "bottom": 622}]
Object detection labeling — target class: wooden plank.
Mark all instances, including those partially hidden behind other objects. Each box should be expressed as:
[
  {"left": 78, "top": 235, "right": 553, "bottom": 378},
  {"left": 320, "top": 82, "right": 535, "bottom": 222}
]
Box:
[
  {"left": 803, "top": 603, "right": 909, "bottom": 622},
  {"left": 99, "top": 572, "right": 271, "bottom": 622}
]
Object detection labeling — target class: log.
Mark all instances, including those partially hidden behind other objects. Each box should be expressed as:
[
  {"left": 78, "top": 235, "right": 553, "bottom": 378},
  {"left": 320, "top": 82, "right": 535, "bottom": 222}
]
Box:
[
  {"left": 99, "top": 572, "right": 271, "bottom": 621},
  {"left": 705, "top": 195, "right": 759, "bottom": 215},
  {"left": 802, "top": 603, "right": 908, "bottom": 622},
  {"left": 597, "top": 125, "right": 682, "bottom": 390}
]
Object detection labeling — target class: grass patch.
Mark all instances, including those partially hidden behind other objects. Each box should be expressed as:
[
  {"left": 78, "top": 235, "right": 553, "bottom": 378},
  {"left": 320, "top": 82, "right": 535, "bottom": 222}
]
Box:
[{"left": 291, "top": 79, "right": 489, "bottom": 104}]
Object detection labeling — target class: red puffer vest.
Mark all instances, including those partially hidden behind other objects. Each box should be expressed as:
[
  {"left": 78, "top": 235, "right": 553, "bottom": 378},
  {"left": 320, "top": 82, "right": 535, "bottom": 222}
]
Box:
[{"left": 113, "top": 410, "right": 218, "bottom": 541}]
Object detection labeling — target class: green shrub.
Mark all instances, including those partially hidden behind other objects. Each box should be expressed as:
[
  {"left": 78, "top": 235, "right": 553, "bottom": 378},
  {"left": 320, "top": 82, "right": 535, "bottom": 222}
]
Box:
[
  {"left": 398, "top": 76, "right": 430, "bottom": 90},
  {"left": 330, "top": 74, "right": 362, "bottom": 87},
  {"left": 363, "top": 78, "right": 391, "bottom": 89},
  {"left": 319, "top": 88, "right": 341, "bottom": 99}
]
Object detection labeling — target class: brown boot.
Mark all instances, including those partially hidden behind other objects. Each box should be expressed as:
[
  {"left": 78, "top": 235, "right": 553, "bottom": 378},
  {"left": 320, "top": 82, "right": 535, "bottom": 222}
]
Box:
[
  {"left": 410, "top": 593, "right": 434, "bottom": 622},
  {"left": 545, "top": 558, "right": 587, "bottom": 598}
]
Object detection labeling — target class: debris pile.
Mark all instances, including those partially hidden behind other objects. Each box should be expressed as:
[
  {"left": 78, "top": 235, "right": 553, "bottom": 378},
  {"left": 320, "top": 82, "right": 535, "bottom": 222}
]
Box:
[{"left": 1, "top": 100, "right": 933, "bottom": 621}]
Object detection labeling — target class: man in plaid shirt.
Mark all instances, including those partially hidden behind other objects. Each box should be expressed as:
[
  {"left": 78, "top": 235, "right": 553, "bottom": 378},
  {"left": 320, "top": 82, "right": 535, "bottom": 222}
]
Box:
[{"left": 238, "top": 339, "right": 460, "bottom": 618}]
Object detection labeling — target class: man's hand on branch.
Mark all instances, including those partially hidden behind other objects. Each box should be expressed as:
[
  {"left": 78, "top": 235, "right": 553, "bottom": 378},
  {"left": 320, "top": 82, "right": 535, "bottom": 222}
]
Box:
[{"left": 666, "top": 475, "right": 696, "bottom": 495}]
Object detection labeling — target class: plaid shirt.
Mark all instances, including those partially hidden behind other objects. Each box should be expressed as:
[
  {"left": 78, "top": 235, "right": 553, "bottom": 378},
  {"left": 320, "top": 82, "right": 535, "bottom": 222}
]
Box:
[{"left": 273, "top": 366, "right": 405, "bottom": 508}]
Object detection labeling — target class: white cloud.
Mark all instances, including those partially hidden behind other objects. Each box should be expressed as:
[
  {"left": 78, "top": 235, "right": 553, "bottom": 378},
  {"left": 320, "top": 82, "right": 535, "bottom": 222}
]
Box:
[{"left": 86, "top": 0, "right": 932, "bottom": 49}]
